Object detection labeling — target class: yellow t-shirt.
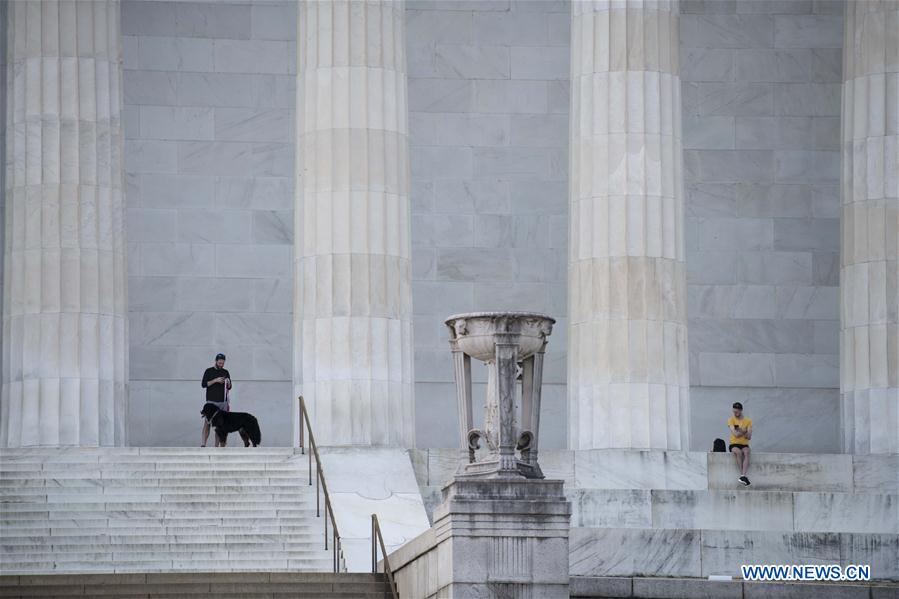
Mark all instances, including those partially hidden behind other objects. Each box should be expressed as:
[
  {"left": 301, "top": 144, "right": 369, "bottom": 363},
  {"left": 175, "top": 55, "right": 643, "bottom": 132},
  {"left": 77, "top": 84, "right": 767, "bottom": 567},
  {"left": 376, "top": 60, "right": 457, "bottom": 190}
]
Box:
[{"left": 727, "top": 416, "right": 752, "bottom": 446}]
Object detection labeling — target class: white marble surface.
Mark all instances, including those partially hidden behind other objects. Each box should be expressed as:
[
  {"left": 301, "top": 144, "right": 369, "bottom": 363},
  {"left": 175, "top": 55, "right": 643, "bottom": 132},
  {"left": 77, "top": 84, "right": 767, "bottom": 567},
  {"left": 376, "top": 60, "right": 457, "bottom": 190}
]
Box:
[
  {"left": 318, "top": 447, "right": 430, "bottom": 572},
  {"left": 574, "top": 450, "right": 708, "bottom": 490},
  {"left": 122, "top": 1, "right": 298, "bottom": 449},
  {"left": 700, "top": 530, "right": 841, "bottom": 578},
  {"left": 651, "top": 490, "right": 795, "bottom": 531},
  {"left": 708, "top": 452, "right": 853, "bottom": 492},
  {"left": 793, "top": 492, "right": 898, "bottom": 534},
  {"left": 570, "top": 527, "right": 701, "bottom": 578},
  {"left": 108, "top": 0, "right": 856, "bottom": 452},
  {"left": 690, "top": 387, "right": 841, "bottom": 453},
  {"left": 425, "top": 447, "right": 460, "bottom": 487},
  {"left": 840, "top": 533, "right": 899, "bottom": 579},
  {"left": 852, "top": 454, "right": 899, "bottom": 494},
  {"left": 569, "top": 489, "right": 651, "bottom": 528}
]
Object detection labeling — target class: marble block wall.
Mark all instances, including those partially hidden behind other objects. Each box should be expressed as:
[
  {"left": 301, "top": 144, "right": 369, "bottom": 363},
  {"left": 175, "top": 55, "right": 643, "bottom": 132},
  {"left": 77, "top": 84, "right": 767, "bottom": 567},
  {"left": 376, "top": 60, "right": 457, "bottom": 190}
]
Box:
[
  {"left": 681, "top": 1, "right": 844, "bottom": 452},
  {"left": 111, "top": 0, "right": 847, "bottom": 450},
  {"left": 406, "top": 0, "right": 571, "bottom": 449},
  {"left": 121, "top": 1, "right": 297, "bottom": 445}
]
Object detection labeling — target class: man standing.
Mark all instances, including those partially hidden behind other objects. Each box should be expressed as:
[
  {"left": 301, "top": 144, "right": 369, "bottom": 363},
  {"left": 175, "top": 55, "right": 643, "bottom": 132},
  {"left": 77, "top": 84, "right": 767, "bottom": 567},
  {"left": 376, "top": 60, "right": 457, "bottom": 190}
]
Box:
[
  {"left": 727, "top": 402, "right": 752, "bottom": 486},
  {"left": 201, "top": 353, "right": 232, "bottom": 447}
]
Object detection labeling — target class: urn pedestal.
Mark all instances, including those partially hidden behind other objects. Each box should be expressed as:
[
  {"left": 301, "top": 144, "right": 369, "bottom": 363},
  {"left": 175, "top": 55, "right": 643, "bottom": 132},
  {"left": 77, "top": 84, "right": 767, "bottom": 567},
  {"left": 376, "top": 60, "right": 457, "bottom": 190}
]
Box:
[{"left": 436, "top": 312, "right": 570, "bottom": 597}]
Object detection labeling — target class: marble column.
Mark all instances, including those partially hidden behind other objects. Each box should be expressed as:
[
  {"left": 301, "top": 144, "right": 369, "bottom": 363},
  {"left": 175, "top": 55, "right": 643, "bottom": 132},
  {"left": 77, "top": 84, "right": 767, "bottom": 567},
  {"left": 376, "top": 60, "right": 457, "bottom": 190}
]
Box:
[
  {"left": 2, "top": 0, "right": 129, "bottom": 447},
  {"left": 567, "top": 0, "right": 689, "bottom": 450},
  {"left": 840, "top": 0, "right": 899, "bottom": 455},
  {"left": 294, "top": 0, "right": 415, "bottom": 447}
]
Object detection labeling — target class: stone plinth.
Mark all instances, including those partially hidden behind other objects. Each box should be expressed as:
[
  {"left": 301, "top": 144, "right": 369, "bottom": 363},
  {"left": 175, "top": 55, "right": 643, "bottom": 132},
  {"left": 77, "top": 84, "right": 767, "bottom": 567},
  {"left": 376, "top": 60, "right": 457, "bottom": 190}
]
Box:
[
  {"left": 1, "top": 0, "right": 129, "bottom": 447},
  {"left": 390, "top": 478, "right": 571, "bottom": 598},
  {"left": 567, "top": 0, "right": 690, "bottom": 451},
  {"left": 293, "top": 0, "right": 415, "bottom": 447},
  {"left": 839, "top": 0, "right": 899, "bottom": 455}
]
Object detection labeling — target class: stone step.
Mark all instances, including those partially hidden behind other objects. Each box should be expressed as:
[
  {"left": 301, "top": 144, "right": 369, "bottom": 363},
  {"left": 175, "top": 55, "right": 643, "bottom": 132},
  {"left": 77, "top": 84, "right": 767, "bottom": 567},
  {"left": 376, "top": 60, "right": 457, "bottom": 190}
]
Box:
[
  {"left": 2, "top": 493, "right": 320, "bottom": 503},
  {"left": 5, "top": 454, "right": 307, "bottom": 462},
  {"left": 2, "top": 525, "right": 325, "bottom": 537},
  {"left": 0, "top": 508, "right": 319, "bottom": 519},
  {"left": 1, "top": 486, "right": 315, "bottom": 496},
  {"left": 1, "top": 468, "right": 311, "bottom": 477},
  {"left": 0, "top": 486, "right": 310, "bottom": 494},
  {"left": 1, "top": 459, "right": 309, "bottom": 467},
  {"left": 1, "top": 534, "right": 328, "bottom": 546},
  {"left": 1, "top": 540, "right": 326, "bottom": 551},
  {"left": 569, "top": 576, "right": 896, "bottom": 599},
  {"left": 0, "top": 461, "right": 307, "bottom": 470},
  {"left": 1, "top": 517, "right": 322, "bottom": 529},
  {"left": 0, "top": 500, "right": 324, "bottom": 517},
  {"left": 0, "top": 448, "right": 345, "bottom": 574},
  {"left": 422, "top": 449, "right": 898, "bottom": 493},
  {"left": 0, "top": 573, "right": 393, "bottom": 598},
  {"left": 706, "top": 453, "right": 897, "bottom": 494},
  {"left": 0, "top": 560, "right": 340, "bottom": 574},
  {"left": 1, "top": 503, "right": 321, "bottom": 514},
  {"left": 0, "top": 468, "right": 310, "bottom": 477},
  {"left": 570, "top": 527, "right": 899, "bottom": 580},
  {"left": 3, "top": 450, "right": 303, "bottom": 456},
  {"left": 570, "top": 489, "right": 897, "bottom": 534},
  {"left": 1, "top": 508, "right": 322, "bottom": 521},
  {"left": 2, "top": 548, "right": 335, "bottom": 561}
]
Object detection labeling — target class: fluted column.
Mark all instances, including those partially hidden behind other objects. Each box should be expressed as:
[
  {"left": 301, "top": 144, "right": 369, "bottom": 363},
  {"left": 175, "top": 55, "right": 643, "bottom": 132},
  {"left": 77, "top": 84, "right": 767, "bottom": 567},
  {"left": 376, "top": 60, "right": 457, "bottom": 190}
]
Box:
[
  {"left": 568, "top": 0, "right": 689, "bottom": 450},
  {"left": 840, "top": 0, "right": 899, "bottom": 455},
  {"left": 2, "top": 1, "right": 129, "bottom": 447},
  {"left": 294, "top": 0, "right": 414, "bottom": 447}
]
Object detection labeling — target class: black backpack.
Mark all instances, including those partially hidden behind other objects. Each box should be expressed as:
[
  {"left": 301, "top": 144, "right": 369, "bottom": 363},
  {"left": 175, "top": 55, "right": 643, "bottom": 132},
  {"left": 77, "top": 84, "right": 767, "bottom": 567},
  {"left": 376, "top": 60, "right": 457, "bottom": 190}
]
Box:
[{"left": 712, "top": 438, "right": 726, "bottom": 452}]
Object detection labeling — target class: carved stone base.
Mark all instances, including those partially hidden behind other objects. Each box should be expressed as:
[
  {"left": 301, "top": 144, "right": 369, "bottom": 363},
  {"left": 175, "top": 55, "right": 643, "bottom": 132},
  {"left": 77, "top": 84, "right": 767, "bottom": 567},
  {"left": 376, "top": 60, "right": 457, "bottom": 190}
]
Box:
[
  {"left": 458, "top": 457, "right": 544, "bottom": 480},
  {"left": 429, "top": 478, "right": 571, "bottom": 598}
]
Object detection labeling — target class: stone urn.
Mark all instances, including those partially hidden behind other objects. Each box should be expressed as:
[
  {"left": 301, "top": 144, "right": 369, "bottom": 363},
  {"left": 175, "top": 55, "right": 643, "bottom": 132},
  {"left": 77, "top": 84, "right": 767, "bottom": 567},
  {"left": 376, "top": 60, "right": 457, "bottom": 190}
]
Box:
[{"left": 445, "top": 312, "right": 555, "bottom": 479}]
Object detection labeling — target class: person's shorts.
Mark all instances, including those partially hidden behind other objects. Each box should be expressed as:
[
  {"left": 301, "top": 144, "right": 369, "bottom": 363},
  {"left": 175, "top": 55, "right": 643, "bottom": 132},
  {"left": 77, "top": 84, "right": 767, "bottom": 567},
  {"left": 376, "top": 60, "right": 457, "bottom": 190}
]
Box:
[{"left": 729, "top": 443, "right": 749, "bottom": 452}]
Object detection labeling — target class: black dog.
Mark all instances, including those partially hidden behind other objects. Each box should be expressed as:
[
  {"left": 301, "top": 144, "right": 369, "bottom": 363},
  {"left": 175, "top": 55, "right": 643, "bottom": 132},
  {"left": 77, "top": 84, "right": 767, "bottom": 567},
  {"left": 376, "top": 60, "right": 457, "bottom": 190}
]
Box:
[{"left": 200, "top": 403, "right": 262, "bottom": 447}]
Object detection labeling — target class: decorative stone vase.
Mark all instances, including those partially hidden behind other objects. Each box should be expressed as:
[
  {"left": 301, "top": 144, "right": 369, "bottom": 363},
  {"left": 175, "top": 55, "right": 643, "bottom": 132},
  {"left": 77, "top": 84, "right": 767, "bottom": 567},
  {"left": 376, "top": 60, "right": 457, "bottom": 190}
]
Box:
[{"left": 445, "top": 312, "right": 555, "bottom": 479}]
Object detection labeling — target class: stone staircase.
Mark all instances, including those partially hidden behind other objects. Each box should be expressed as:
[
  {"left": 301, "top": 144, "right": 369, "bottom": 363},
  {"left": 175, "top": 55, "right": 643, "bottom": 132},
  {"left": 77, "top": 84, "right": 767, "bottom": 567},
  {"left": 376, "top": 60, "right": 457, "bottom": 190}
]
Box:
[
  {"left": 0, "top": 448, "right": 339, "bottom": 574},
  {"left": 0, "top": 572, "right": 395, "bottom": 598}
]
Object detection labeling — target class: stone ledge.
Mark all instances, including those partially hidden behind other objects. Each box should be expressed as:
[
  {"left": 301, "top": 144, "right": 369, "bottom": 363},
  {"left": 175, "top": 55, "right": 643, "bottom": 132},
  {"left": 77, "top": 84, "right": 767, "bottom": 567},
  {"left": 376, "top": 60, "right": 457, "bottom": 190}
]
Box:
[
  {"left": 570, "top": 527, "right": 899, "bottom": 580},
  {"left": 570, "top": 577, "right": 899, "bottom": 599},
  {"left": 418, "top": 449, "right": 899, "bottom": 496}
]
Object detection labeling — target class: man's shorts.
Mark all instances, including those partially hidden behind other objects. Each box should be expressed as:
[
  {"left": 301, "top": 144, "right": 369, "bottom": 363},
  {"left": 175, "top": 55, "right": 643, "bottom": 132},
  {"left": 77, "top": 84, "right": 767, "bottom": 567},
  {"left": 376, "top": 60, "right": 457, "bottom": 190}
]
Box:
[{"left": 729, "top": 443, "right": 749, "bottom": 452}]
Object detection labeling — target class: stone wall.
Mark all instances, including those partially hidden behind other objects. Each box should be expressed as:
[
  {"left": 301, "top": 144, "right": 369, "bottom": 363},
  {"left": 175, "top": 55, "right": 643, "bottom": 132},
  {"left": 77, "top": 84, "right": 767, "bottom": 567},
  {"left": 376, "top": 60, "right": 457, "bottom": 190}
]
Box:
[
  {"left": 122, "top": 1, "right": 297, "bottom": 445},
  {"left": 115, "top": 0, "right": 844, "bottom": 450},
  {"left": 407, "top": 0, "right": 571, "bottom": 449},
  {"left": 681, "top": 1, "right": 844, "bottom": 452}
]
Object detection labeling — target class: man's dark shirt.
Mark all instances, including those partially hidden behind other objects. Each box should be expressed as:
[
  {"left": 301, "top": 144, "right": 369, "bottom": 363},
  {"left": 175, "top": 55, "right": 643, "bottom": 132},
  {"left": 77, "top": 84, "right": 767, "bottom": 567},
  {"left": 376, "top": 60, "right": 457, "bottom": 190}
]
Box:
[{"left": 202, "top": 367, "right": 231, "bottom": 403}]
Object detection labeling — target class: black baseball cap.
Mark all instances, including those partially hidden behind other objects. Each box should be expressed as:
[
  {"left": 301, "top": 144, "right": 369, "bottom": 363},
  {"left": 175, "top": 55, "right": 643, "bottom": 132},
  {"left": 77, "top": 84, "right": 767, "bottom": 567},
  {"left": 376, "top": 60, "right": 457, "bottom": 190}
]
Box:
[
  {"left": 215, "top": 353, "right": 226, "bottom": 361},
  {"left": 732, "top": 402, "right": 743, "bottom": 410}
]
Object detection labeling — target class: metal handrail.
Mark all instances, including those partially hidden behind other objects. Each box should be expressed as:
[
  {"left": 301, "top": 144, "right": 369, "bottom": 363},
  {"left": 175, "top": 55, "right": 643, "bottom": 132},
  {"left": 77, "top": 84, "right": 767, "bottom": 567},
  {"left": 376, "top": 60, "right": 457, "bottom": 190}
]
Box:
[
  {"left": 297, "top": 396, "right": 344, "bottom": 572},
  {"left": 371, "top": 513, "right": 400, "bottom": 599}
]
